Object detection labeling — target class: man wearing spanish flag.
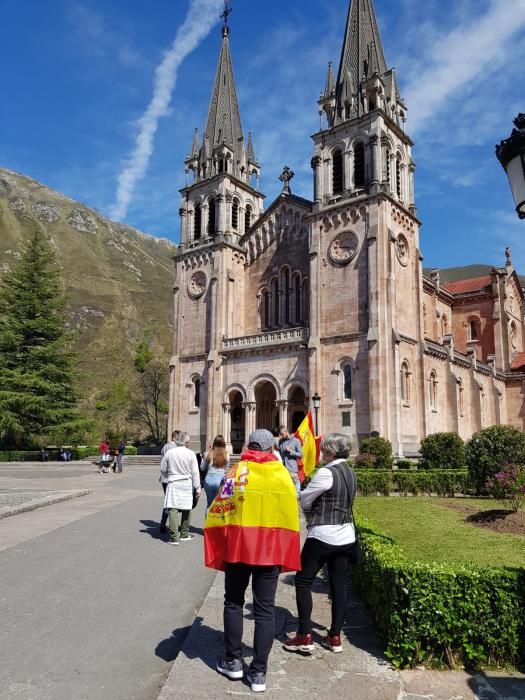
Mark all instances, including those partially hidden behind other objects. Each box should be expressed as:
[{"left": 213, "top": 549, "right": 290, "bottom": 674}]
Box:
[{"left": 204, "top": 429, "right": 300, "bottom": 693}]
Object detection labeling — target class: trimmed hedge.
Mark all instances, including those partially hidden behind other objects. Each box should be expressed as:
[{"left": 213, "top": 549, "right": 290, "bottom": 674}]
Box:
[
  {"left": 0, "top": 451, "right": 25, "bottom": 462},
  {"left": 466, "top": 425, "right": 525, "bottom": 494},
  {"left": 358, "top": 437, "right": 394, "bottom": 470},
  {"left": 356, "top": 469, "right": 472, "bottom": 497},
  {"left": 352, "top": 517, "right": 525, "bottom": 669},
  {"left": 0, "top": 446, "right": 138, "bottom": 461}
]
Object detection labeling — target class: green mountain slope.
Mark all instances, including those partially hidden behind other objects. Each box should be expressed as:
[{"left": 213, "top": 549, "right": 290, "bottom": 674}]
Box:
[
  {"left": 0, "top": 167, "right": 176, "bottom": 421},
  {"left": 423, "top": 264, "right": 525, "bottom": 288}
]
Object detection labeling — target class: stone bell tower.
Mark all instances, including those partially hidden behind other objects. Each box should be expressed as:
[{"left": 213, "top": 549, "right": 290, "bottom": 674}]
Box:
[
  {"left": 309, "top": 0, "right": 423, "bottom": 455},
  {"left": 168, "top": 10, "right": 265, "bottom": 447}
]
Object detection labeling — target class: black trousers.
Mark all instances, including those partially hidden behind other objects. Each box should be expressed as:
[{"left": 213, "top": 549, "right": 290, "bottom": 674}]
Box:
[
  {"left": 224, "top": 562, "right": 279, "bottom": 674},
  {"left": 160, "top": 483, "right": 168, "bottom": 527},
  {"left": 295, "top": 537, "right": 354, "bottom": 636}
]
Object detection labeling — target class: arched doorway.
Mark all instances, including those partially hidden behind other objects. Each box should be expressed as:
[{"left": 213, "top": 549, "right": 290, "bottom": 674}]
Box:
[
  {"left": 229, "top": 391, "right": 245, "bottom": 454},
  {"left": 288, "top": 386, "right": 307, "bottom": 432},
  {"left": 255, "top": 381, "right": 278, "bottom": 433}
]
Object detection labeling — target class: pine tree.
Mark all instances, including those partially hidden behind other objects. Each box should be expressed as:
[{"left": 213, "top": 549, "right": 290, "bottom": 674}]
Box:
[{"left": 0, "top": 228, "right": 90, "bottom": 447}]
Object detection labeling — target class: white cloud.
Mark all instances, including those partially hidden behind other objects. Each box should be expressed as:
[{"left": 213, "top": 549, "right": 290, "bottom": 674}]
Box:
[
  {"left": 404, "top": 0, "right": 525, "bottom": 133},
  {"left": 110, "top": 0, "right": 224, "bottom": 221}
]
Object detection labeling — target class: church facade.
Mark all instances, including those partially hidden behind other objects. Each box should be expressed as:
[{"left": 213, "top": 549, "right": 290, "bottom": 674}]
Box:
[{"left": 168, "top": 0, "right": 525, "bottom": 455}]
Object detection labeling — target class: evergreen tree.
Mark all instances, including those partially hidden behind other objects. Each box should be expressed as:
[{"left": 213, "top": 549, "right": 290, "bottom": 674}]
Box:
[{"left": 0, "top": 228, "right": 90, "bottom": 446}]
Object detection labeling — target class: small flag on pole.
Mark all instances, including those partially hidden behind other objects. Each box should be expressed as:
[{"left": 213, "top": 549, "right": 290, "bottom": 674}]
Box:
[{"left": 294, "top": 411, "right": 320, "bottom": 482}]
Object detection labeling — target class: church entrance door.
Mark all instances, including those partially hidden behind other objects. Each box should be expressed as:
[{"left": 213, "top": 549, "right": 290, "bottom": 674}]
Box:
[
  {"left": 229, "top": 391, "right": 245, "bottom": 454},
  {"left": 254, "top": 381, "right": 278, "bottom": 434},
  {"left": 288, "top": 386, "right": 307, "bottom": 432}
]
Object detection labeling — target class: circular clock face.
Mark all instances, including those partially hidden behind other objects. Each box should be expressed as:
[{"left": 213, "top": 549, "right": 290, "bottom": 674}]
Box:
[
  {"left": 188, "top": 270, "right": 208, "bottom": 298},
  {"left": 328, "top": 230, "right": 359, "bottom": 265},
  {"left": 396, "top": 234, "right": 409, "bottom": 266}
]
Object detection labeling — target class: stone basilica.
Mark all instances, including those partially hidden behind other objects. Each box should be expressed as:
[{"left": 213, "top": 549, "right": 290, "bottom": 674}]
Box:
[{"left": 167, "top": 0, "right": 525, "bottom": 456}]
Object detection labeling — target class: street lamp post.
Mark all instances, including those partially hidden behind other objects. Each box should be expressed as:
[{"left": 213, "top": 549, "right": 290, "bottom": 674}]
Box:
[
  {"left": 312, "top": 392, "right": 321, "bottom": 436},
  {"left": 496, "top": 114, "right": 525, "bottom": 220}
]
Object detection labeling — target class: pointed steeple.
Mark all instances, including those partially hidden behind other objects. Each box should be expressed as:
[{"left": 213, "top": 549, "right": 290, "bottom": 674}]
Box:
[
  {"left": 204, "top": 23, "right": 243, "bottom": 159},
  {"left": 334, "top": 0, "right": 403, "bottom": 124},
  {"left": 191, "top": 128, "right": 200, "bottom": 159},
  {"left": 247, "top": 132, "right": 257, "bottom": 164},
  {"left": 324, "top": 61, "right": 335, "bottom": 98}
]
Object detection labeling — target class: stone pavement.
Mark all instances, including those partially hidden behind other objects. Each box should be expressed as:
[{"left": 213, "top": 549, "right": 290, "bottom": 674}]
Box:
[
  {"left": 160, "top": 568, "right": 525, "bottom": 700},
  {"left": 0, "top": 486, "right": 92, "bottom": 519}
]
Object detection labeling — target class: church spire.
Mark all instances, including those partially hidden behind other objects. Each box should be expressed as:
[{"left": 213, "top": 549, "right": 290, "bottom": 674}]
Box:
[
  {"left": 204, "top": 13, "right": 243, "bottom": 157},
  {"left": 332, "top": 0, "right": 405, "bottom": 125}
]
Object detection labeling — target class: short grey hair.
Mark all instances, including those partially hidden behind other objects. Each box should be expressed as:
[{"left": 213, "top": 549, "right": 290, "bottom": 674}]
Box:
[
  {"left": 320, "top": 433, "right": 351, "bottom": 459},
  {"left": 183, "top": 432, "right": 191, "bottom": 445},
  {"left": 172, "top": 430, "right": 186, "bottom": 446}
]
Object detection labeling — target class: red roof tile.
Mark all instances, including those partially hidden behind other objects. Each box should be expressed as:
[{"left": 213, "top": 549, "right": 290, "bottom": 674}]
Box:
[
  {"left": 441, "top": 276, "right": 492, "bottom": 294},
  {"left": 511, "top": 352, "right": 525, "bottom": 371}
]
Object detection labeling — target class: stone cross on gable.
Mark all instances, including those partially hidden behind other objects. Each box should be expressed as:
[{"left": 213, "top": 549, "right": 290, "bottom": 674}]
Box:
[{"left": 279, "top": 165, "right": 295, "bottom": 194}]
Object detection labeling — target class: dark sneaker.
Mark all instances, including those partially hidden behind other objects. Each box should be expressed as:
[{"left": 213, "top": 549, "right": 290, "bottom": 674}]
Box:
[
  {"left": 216, "top": 657, "right": 243, "bottom": 680},
  {"left": 180, "top": 535, "right": 194, "bottom": 542},
  {"left": 321, "top": 633, "right": 343, "bottom": 653},
  {"left": 246, "top": 670, "right": 266, "bottom": 693},
  {"left": 282, "top": 632, "right": 314, "bottom": 653}
]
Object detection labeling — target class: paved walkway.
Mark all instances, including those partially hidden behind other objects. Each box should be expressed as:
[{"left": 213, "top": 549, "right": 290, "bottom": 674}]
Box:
[{"left": 0, "top": 458, "right": 215, "bottom": 700}]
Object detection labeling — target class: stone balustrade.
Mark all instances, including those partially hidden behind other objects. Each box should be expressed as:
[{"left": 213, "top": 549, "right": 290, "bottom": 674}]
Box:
[{"left": 222, "top": 327, "right": 308, "bottom": 351}]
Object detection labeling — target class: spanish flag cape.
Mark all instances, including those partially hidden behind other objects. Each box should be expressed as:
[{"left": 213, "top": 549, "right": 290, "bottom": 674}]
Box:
[{"left": 204, "top": 450, "right": 301, "bottom": 572}]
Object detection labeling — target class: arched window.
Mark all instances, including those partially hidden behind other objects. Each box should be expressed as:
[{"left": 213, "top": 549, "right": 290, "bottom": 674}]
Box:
[
  {"left": 194, "top": 203, "right": 202, "bottom": 240},
  {"left": 400, "top": 361, "right": 410, "bottom": 403},
  {"left": 262, "top": 289, "right": 270, "bottom": 330},
  {"left": 468, "top": 318, "right": 479, "bottom": 341},
  {"left": 272, "top": 278, "right": 280, "bottom": 327},
  {"left": 396, "top": 157, "right": 402, "bottom": 198},
  {"left": 343, "top": 365, "right": 352, "bottom": 400},
  {"left": 231, "top": 199, "right": 239, "bottom": 231},
  {"left": 194, "top": 378, "right": 201, "bottom": 409},
  {"left": 283, "top": 268, "right": 290, "bottom": 325},
  {"left": 354, "top": 143, "right": 365, "bottom": 188},
  {"left": 429, "top": 371, "right": 438, "bottom": 409},
  {"left": 207, "top": 198, "right": 216, "bottom": 236},
  {"left": 386, "top": 149, "right": 391, "bottom": 187},
  {"left": 294, "top": 274, "right": 301, "bottom": 324},
  {"left": 245, "top": 204, "right": 253, "bottom": 232},
  {"left": 332, "top": 149, "right": 343, "bottom": 195}
]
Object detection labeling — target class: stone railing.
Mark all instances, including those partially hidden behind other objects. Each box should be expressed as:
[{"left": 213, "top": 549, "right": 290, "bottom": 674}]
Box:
[{"left": 222, "top": 327, "right": 308, "bottom": 351}]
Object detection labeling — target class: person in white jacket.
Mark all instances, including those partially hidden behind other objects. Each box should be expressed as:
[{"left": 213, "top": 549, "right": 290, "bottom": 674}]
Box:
[{"left": 160, "top": 431, "right": 201, "bottom": 545}]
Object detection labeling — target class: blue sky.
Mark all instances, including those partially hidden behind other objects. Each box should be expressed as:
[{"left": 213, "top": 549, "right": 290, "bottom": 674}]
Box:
[{"left": 1, "top": 0, "right": 524, "bottom": 272}]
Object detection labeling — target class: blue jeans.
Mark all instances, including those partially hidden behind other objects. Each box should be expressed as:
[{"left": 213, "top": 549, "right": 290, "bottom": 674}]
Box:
[{"left": 204, "top": 471, "right": 223, "bottom": 508}]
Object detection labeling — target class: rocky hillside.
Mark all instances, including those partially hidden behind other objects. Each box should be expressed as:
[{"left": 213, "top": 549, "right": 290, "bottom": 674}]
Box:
[{"left": 0, "top": 167, "right": 176, "bottom": 419}]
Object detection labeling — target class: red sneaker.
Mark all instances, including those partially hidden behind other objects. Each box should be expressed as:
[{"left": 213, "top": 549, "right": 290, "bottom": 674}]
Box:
[
  {"left": 321, "top": 634, "right": 343, "bottom": 653},
  {"left": 282, "top": 632, "right": 314, "bottom": 653}
]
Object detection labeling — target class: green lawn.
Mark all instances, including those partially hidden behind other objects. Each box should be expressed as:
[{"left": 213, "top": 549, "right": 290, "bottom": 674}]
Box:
[{"left": 355, "top": 497, "right": 525, "bottom": 569}]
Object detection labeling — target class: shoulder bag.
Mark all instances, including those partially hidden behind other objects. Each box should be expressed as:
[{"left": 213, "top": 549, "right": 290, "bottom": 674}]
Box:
[{"left": 336, "top": 463, "right": 364, "bottom": 566}]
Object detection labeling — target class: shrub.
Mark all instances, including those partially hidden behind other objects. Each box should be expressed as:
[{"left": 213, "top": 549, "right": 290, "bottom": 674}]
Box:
[
  {"left": 124, "top": 446, "right": 138, "bottom": 456},
  {"left": 0, "top": 450, "right": 24, "bottom": 462},
  {"left": 466, "top": 425, "right": 525, "bottom": 495},
  {"left": 74, "top": 446, "right": 99, "bottom": 460},
  {"left": 351, "top": 517, "right": 525, "bottom": 669},
  {"left": 354, "top": 452, "right": 376, "bottom": 469},
  {"left": 419, "top": 432, "right": 465, "bottom": 470},
  {"left": 356, "top": 471, "right": 392, "bottom": 496},
  {"left": 359, "top": 437, "right": 393, "bottom": 470},
  {"left": 487, "top": 464, "right": 525, "bottom": 513},
  {"left": 395, "top": 460, "right": 412, "bottom": 470}
]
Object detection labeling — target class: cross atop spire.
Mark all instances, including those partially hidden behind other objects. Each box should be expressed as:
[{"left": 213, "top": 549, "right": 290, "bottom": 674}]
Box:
[{"left": 221, "top": 0, "right": 232, "bottom": 36}]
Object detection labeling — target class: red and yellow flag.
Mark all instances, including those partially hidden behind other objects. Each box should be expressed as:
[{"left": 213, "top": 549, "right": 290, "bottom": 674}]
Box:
[
  {"left": 294, "top": 411, "right": 320, "bottom": 482},
  {"left": 204, "top": 450, "right": 301, "bottom": 572}
]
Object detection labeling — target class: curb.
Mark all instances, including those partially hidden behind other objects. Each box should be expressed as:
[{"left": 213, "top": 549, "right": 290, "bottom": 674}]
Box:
[{"left": 0, "top": 489, "right": 93, "bottom": 520}]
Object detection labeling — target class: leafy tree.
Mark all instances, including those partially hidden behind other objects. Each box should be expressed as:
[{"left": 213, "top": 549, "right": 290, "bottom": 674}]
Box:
[
  {"left": 129, "top": 361, "right": 168, "bottom": 444},
  {"left": 466, "top": 424, "right": 525, "bottom": 494},
  {"left": 95, "top": 380, "right": 131, "bottom": 442},
  {"left": 419, "top": 432, "right": 465, "bottom": 470},
  {"left": 134, "top": 331, "right": 154, "bottom": 373},
  {"left": 0, "top": 229, "right": 91, "bottom": 446}
]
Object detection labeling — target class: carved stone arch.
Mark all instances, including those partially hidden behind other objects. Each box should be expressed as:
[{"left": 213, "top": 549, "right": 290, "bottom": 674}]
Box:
[
  {"left": 284, "top": 376, "right": 308, "bottom": 398},
  {"left": 248, "top": 373, "right": 282, "bottom": 402},
  {"left": 350, "top": 134, "right": 368, "bottom": 149},
  {"left": 224, "top": 382, "right": 247, "bottom": 403}
]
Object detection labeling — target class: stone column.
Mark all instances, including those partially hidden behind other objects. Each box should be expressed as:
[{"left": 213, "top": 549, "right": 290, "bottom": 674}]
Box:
[
  {"left": 167, "top": 358, "right": 177, "bottom": 439},
  {"left": 217, "top": 194, "right": 225, "bottom": 235},
  {"left": 381, "top": 138, "right": 389, "bottom": 189},
  {"left": 179, "top": 207, "right": 187, "bottom": 243},
  {"left": 277, "top": 400, "right": 289, "bottom": 428},
  {"left": 202, "top": 203, "right": 209, "bottom": 238},
  {"left": 370, "top": 135, "right": 380, "bottom": 193},
  {"left": 311, "top": 156, "right": 322, "bottom": 204},
  {"left": 222, "top": 403, "right": 232, "bottom": 452},
  {"left": 243, "top": 402, "right": 257, "bottom": 438},
  {"left": 408, "top": 163, "right": 416, "bottom": 208},
  {"left": 345, "top": 149, "right": 353, "bottom": 192}
]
